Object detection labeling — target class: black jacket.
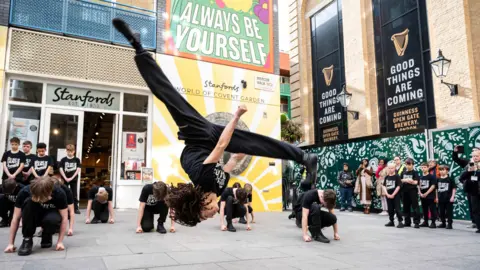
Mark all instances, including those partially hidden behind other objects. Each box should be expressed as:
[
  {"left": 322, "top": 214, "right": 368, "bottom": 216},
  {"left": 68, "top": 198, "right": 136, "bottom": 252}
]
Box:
[
  {"left": 459, "top": 170, "right": 479, "bottom": 195},
  {"left": 452, "top": 151, "right": 469, "bottom": 169},
  {"left": 338, "top": 171, "right": 355, "bottom": 188}
]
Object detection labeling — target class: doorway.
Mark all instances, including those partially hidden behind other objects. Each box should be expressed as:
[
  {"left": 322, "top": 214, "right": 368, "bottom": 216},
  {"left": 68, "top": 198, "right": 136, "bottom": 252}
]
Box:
[{"left": 79, "top": 112, "right": 115, "bottom": 208}]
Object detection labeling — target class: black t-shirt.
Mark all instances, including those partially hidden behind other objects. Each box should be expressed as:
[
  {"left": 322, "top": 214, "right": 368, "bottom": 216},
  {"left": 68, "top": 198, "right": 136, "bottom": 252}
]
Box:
[
  {"left": 59, "top": 156, "right": 81, "bottom": 180},
  {"left": 0, "top": 183, "right": 25, "bottom": 204},
  {"left": 180, "top": 145, "right": 230, "bottom": 196},
  {"left": 1, "top": 151, "right": 26, "bottom": 181},
  {"left": 15, "top": 185, "right": 68, "bottom": 210},
  {"left": 33, "top": 155, "right": 53, "bottom": 177},
  {"left": 419, "top": 174, "right": 437, "bottom": 199},
  {"left": 438, "top": 177, "right": 456, "bottom": 203},
  {"left": 220, "top": 187, "right": 235, "bottom": 202},
  {"left": 384, "top": 175, "right": 402, "bottom": 195},
  {"left": 400, "top": 169, "right": 420, "bottom": 191},
  {"left": 88, "top": 186, "right": 113, "bottom": 201},
  {"left": 23, "top": 154, "right": 35, "bottom": 173},
  {"left": 139, "top": 184, "right": 160, "bottom": 211},
  {"left": 301, "top": 189, "right": 321, "bottom": 209},
  {"left": 58, "top": 184, "right": 74, "bottom": 205}
]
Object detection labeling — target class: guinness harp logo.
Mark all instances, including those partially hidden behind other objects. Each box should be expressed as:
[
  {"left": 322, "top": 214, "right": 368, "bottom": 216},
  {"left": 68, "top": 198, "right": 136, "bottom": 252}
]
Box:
[
  {"left": 391, "top": 29, "right": 409, "bottom": 57},
  {"left": 322, "top": 65, "right": 334, "bottom": 86}
]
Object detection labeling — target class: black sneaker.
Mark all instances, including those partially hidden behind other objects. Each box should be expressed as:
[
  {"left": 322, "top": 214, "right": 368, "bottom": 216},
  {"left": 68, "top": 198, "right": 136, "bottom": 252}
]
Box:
[
  {"left": 75, "top": 209, "right": 81, "bottom": 215},
  {"left": 0, "top": 220, "right": 9, "bottom": 228},
  {"left": 288, "top": 213, "right": 295, "bottom": 220},
  {"left": 18, "top": 238, "right": 33, "bottom": 256},
  {"left": 112, "top": 18, "right": 142, "bottom": 49},
  {"left": 227, "top": 223, "right": 236, "bottom": 232},
  {"left": 438, "top": 223, "right": 446, "bottom": 228},
  {"left": 91, "top": 217, "right": 100, "bottom": 224},
  {"left": 385, "top": 221, "right": 395, "bottom": 227},
  {"left": 238, "top": 217, "right": 247, "bottom": 224},
  {"left": 303, "top": 153, "right": 318, "bottom": 183},
  {"left": 41, "top": 233, "right": 52, "bottom": 248},
  {"left": 314, "top": 230, "right": 330, "bottom": 244},
  {"left": 156, "top": 223, "right": 167, "bottom": 234},
  {"left": 472, "top": 224, "right": 477, "bottom": 229},
  {"left": 446, "top": 224, "right": 453, "bottom": 230},
  {"left": 397, "top": 222, "right": 405, "bottom": 228},
  {"left": 414, "top": 224, "right": 420, "bottom": 229},
  {"left": 404, "top": 223, "right": 411, "bottom": 227},
  {"left": 429, "top": 222, "right": 436, "bottom": 229},
  {"left": 419, "top": 222, "right": 429, "bottom": 228}
]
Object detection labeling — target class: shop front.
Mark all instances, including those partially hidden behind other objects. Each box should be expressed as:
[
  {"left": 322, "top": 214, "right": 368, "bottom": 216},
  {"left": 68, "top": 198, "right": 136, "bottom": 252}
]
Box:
[{"left": 1, "top": 76, "right": 152, "bottom": 208}]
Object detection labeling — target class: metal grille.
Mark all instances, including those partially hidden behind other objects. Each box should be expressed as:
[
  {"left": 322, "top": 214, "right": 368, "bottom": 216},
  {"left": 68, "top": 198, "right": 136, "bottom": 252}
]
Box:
[
  {"left": 10, "top": 0, "right": 156, "bottom": 49},
  {"left": 9, "top": 29, "right": 147, "bottom": 88}
]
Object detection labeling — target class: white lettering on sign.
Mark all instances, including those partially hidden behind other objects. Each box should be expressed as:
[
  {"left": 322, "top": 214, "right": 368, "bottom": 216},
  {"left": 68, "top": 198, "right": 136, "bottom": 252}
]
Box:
[{"left": 385, "top": 58, "right": 424, "bottom": 107}]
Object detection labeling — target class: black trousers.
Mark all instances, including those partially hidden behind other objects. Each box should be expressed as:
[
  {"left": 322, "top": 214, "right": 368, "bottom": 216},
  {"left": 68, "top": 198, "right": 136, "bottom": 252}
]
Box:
[
  {"left": 402, "top": 189, "right": 420, "bottom": 225},
  {"left": 0, "top": 194, "right": 14, "bottom": 223},
  {"left": 134, "top": 52, "right": 305, "bottom": 163},
  {"left": 21, "top": 199, "right": 61, "bottom": 238},
  {"left": 223, "top": 196, "right": 246, "bottom": 223},
  {"left": 295, "top": 203, "right": 337, "bottom": 232},
  {"left": 92, "top": 201, "right": 109, "bottom": 223},
  {"left": 141, "top": 202, "right": 169, "bottom": 232},
  {"left": 469, "top": 194, "right": 480, "bottom": 228},
  {"left": 438, "top": 201, "right": 453, "bottom": 224},
  {"left": 387, "top": 196, "right": 403, "bottom": 222},
  {"left": 421, "top": 198, "right": 436, "bottom": 222},
  {"left": 467, "top": 194, "right": 474, "bottom": 223},
  {"left": 65, "top": 179, "right": 79, "bottom": 210}
]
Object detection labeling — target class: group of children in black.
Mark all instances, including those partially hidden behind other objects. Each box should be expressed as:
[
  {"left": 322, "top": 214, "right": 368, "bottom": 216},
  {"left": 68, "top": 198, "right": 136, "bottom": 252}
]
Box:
[
  {"left": 0, "top": 137, "right": 115, "bottom": 256},
  {"left": 383, "top": 158, "right": 457, "bottom": 229}
]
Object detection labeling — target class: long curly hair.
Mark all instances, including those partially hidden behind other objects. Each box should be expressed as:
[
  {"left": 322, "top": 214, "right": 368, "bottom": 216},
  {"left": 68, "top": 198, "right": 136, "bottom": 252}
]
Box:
[{"left": 165, "top": 183, "right": 208, "bottom": 227}]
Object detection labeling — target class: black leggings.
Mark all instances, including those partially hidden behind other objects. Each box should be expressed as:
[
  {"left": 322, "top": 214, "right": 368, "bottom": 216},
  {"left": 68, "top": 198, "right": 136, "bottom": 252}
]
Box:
[
  {"left": 92, "top": 201, "right": 109, "bottom": 223},
  {"left": 141, "top": 202, "right": 169, "bottom": 232},
  {"left": 21, "top": 199, "right": 61, "bottom": 238},
  {"left": 134, "top": 52, "right": 305, "bottom": 163}
]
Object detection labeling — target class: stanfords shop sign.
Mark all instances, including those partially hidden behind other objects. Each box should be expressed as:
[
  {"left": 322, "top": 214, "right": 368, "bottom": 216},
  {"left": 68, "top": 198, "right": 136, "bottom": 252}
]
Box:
[
  {"left": 46, "top": 85, "right": 120, "bottom": 110},
  {"left": 165, "top": 0, "right": 273, "bottom": 73}
]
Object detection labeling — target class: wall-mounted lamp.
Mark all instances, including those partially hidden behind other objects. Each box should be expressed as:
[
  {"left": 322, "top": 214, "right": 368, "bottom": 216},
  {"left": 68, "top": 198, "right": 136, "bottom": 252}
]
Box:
[
  {"left": 430, "top": 49, "right": 458, "bottom": 96},
  {"left": 241, "top": 80, "right": 247, "bottom": 89},
  {"left": 337, "top": 85, "right": 359, "bottom": 120}
]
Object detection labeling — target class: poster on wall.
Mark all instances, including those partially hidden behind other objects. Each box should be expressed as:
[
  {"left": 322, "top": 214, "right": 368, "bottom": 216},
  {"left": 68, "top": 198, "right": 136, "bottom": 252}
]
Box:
[
  {"left": 152, "top": 54, "right": 281, "bottom": 211},
  {"left": 165, "top": 0, "right": 274, "bottom": 73},
  {"left": 141, "top": 167, "right": 153, "bottom": 184},
  {"left": 122, "top": 132, "right": 146, "bottom": 162},
  {"left": 8, "top": 117, "right": 39, "bottom": 152}
]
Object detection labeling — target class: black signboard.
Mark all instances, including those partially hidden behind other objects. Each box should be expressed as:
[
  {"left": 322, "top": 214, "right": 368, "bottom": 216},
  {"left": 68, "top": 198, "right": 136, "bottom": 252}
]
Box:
[
  {"left": 373, "top": 0, "right": 435, "bottom": 133},
  {"left": 311, "top": 0, "right": 347, "bottom": 144}
]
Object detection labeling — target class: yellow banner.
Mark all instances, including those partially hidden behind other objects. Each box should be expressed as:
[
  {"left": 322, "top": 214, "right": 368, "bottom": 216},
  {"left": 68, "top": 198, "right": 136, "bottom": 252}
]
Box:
[{"left": 152, "top": 54, "right": 282, "bottom": 212}]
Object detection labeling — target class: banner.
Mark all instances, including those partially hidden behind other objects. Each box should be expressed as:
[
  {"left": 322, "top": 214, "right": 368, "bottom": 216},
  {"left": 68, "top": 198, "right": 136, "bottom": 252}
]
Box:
[
  {"left": 151, "top": 54, "right": 281, "bottom": 211},
  {"left": 165, "top": 0, "right": 274, "bottom": 73}
]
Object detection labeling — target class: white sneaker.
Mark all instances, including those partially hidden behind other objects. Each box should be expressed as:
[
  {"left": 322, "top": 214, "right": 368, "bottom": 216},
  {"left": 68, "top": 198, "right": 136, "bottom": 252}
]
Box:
[{"left": 379, "top": 211, "right": 388, "bottom": 216}]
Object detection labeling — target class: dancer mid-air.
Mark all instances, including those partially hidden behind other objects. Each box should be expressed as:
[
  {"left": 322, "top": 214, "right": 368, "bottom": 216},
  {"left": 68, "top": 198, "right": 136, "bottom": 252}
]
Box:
[{"left": 112, "top": 18, "right": 318, "bottom": 227}]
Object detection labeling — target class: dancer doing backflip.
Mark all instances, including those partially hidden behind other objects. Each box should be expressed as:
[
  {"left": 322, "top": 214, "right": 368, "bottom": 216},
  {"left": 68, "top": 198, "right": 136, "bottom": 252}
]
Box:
[{"left": 112, "top": 18, "right": 318, "bottom": 227}]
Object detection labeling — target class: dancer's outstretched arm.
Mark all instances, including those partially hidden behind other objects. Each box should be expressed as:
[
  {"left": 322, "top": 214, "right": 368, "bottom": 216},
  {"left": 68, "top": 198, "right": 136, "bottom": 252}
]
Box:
[{"left": 203, "top": 105, "right": 247, "bottom": 164}]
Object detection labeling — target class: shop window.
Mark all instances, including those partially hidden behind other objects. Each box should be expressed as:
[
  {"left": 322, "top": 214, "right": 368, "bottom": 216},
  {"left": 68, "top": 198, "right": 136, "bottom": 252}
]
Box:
[
  {"left": 9, "top": 80, "right": 42, "bottom": 104},
  {"left": 281, "top": 77, "right": 290, "bottom": 84},
  {"left": 5, "top": 105, "right": 41, "bottom": 152},
  {"left": 123, "top": 93, "right": 148, "bottom": 113},
  {"left": 120, "top": 115, "right": 148, "bottom": 180},
  {"left": 280, "top": 98, "right": 289, "bottom": 114}
]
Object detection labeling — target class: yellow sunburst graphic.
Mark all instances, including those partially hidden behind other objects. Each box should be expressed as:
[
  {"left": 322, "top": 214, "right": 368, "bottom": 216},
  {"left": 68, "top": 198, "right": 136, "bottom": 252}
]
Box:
[{"left": 152, "top": 54, "right": 282, "bottom": 212}]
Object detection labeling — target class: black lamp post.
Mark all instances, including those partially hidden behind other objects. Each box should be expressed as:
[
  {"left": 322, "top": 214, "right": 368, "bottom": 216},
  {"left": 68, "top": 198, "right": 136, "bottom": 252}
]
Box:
[
  {"left": 430, "top": 49, "right": 458, "bottom": 96},
  {"left": 337, "top": 85, "right": 359, "bottom": 120}
]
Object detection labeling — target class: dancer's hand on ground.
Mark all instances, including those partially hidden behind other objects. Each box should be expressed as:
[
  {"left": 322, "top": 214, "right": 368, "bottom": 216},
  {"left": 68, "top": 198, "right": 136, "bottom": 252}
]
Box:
[
  {"left": 109, "top": 218, "right": 115, "bottom": 224},
  {"left": 246, "top": 225, "right": 252, "bottom": 231},
  {"left": 221, "top": 225, "right": 227, "bottom": 231},
  {"left": 334, "top": 233, "right": 340, "bottom": 240},
  {"left": 303, "top": 234, "right": 312, "bottom": 242},
  {"left": 85, "top": 218, "right": 91, "bottom": 224},
  {"left": 170, "top": 227, "right": 176, "bottom": 233},
  {"left": 68, "top": 229, "right": 73, "bottom": 236},
  {"left": 136, "top": 226, "right": 143, "bottom": 233},
  {"left": 56, "top": 242, "right": 65, "bottom": 251},
  {"left": 235, "top": 105, "right": 247, "bottom": 118},
  {"left": 4, "top": 244, "right": 16, "bottom": 253}
]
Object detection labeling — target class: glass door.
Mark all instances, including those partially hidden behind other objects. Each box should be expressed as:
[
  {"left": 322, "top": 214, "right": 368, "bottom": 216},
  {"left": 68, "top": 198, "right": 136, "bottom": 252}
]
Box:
[{"left": 41, "top": 108, "right": 84, "bottom": 196}]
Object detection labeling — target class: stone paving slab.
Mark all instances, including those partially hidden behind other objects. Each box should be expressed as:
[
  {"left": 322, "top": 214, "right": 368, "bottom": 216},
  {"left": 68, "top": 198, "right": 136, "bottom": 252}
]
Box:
[{"left": 0, "top": 209, "right": 478, "bottom": 269}]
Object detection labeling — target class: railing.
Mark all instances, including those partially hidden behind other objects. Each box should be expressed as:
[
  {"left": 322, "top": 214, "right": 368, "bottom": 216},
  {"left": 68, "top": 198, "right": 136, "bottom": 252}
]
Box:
[
  {"left": 10, "top": 0, "right": 157, "bottom": 49},
  {"left": 280, "top": 83, "right": 291, "bottom": 96}
]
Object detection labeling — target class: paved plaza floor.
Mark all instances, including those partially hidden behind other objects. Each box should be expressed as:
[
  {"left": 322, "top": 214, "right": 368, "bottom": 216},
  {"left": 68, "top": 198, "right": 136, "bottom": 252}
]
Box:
[{"left": 0, "top": 209, "right": 478, "bottom": 270}]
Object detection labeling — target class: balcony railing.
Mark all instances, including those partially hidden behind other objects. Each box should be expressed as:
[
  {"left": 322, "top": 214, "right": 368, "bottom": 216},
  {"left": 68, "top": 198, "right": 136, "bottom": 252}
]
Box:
[
  {"left": 280, "top": 83, "right": 291, "bottom": 96},
  {"left": 10, "top": 0, "right": 157, "bottom": 49}
]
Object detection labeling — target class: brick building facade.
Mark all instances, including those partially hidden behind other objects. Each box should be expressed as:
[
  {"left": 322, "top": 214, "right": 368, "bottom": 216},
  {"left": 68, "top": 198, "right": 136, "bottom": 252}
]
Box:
[{"left": 289, "top": 0, "right": 480, "bottom": 145}]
